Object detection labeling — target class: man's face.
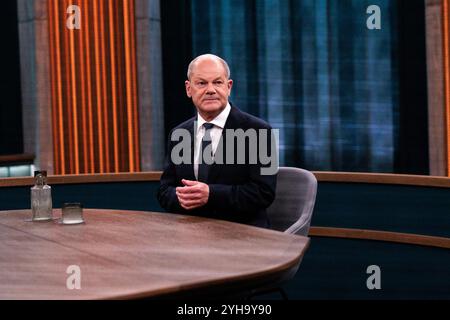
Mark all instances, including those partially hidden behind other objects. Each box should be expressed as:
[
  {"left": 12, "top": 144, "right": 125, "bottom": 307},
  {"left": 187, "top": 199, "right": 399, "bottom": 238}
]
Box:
[{"left": 185, "top": 59, "right": 233, "bottom": 120}]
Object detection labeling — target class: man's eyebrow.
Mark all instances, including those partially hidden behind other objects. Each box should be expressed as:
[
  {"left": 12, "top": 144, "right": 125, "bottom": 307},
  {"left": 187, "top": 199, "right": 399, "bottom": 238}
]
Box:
[{"left": 192, "top": 76, "right": 224, "bottom": 82}]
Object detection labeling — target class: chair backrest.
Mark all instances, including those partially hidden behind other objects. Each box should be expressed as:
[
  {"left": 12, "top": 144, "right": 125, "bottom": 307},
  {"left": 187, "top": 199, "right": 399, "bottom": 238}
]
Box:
[{"left": 267, "top": 167, "right": 317, "bottom": 236}]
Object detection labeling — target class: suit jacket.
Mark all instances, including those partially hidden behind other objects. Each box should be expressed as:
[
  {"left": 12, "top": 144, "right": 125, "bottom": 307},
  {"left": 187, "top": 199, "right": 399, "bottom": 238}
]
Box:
[{"left": 157, "top": 105, "right": 277, "bottom": 227}]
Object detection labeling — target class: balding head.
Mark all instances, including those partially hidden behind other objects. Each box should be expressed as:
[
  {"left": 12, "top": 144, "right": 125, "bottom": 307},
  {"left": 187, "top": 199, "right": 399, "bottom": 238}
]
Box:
[{"left": 187, "top": 54, "right": 230, "bottom": 80}]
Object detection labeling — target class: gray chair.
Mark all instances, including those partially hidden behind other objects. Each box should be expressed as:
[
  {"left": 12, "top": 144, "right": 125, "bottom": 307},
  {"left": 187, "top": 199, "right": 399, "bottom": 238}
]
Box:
[
  {"left": 248, "top": 167, "right": 317, "bottom": 300},
  {"left": 267, "top": 167, "right": 317, "bottom": 236}
]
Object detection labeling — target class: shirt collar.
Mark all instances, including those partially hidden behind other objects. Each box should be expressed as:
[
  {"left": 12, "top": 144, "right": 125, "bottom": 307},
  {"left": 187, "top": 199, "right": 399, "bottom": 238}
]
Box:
[{"left": 196, "top": 102, "right": 231, "bottom": 133}]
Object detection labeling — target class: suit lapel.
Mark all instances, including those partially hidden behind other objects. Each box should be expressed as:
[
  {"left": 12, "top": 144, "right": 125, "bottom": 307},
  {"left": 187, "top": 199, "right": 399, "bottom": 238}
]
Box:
[
  {"left": 178, "top": 118, "right": 196, "bottom": 181},
  {"left": 189, "top": 119, "right": 197, "bottom": 180}
]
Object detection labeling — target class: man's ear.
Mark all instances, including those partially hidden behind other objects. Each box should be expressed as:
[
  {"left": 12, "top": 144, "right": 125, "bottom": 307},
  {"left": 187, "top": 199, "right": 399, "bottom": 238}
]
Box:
[
  {"left": 185, "top": 80, "right": 192, "bottom": 98},
  {"left": 227, "top": 79, "right": 233, "bottom": 93}
]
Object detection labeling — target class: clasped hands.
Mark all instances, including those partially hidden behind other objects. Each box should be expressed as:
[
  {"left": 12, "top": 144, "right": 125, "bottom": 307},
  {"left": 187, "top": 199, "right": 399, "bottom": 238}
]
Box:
[{"left": 176, "top": 179, "right": 209, "bottom": 210}]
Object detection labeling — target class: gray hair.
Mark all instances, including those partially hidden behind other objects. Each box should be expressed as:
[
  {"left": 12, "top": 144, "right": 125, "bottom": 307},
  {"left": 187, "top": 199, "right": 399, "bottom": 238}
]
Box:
[{"left": 187, "top": 54, "right": 231, "bottom": 80}]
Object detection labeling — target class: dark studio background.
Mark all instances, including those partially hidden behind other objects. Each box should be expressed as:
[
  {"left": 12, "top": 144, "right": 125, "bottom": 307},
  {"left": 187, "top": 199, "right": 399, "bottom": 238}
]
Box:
[
  {"left": 161, "top": 0, "right": 429, "bottom": 174},
  {"left": 0, "top": 1, "right": 23, "bottom": 156},
  {"left": 395, "top": 0, "right": 429, "bottom": 174},
  {"left": 0, "top": 0, "right": 430, "bottom": 174}
]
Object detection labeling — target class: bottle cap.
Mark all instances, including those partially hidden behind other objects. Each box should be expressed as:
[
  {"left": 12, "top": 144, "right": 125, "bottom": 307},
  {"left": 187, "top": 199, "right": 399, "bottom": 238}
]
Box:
[{"left": 34, "top": 171, "right": 47, "bottom": 177}]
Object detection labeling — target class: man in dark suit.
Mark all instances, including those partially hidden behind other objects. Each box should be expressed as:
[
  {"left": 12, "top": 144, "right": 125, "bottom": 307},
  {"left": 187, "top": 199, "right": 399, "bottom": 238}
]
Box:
[{"left": 157, "top": 54, "right": 277, "bottom": 227}]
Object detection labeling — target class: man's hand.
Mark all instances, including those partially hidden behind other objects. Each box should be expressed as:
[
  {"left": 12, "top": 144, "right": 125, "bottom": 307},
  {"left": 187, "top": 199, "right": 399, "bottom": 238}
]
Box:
[{"left": 176, "top": 179, "right": 210, "bottom": 210}]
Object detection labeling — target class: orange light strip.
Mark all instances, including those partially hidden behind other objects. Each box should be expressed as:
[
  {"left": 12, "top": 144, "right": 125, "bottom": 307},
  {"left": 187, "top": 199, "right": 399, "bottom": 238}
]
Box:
[
  {"left": 53, "top": 0, "right": 65, "bottom": 175},
  {"left": 115, "top": 4, "right": 125, "bottom": 171},
  {"left": 109, "top": 1, "right": 120, "bottom": 173},
  {"left": 92, "top": 0, "right": 104, "bottom": 173},
  {"left": 69, "top": 0, "right": 80, "bottom": 175},
  {"left": 83, "top": 1, "right": 95, "bottom": 173},
  {"left": 99, "top": 0, "right": 110, "bottom": 173},
  {"left": 444, "top": 0, "right": 450, "bottom": 176},
  {"left": 47, "top": 0, "right": 59, "bottom": 175},
  {"left": 77, "top": 0, "right": 88, "bottom": 174},
  {"left": 129, "top": 0, "right": 140, "bottom": 171},
  {"left": 64, "top": 0, "right": 74, "bottom": 174},
  {"left": 123, "top": 0, "right": 135, "bottom": 172}
]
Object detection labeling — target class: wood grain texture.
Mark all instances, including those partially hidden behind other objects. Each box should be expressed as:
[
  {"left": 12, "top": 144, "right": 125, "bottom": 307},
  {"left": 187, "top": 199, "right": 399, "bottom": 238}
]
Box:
[
  {"left": 425, "top": 0, "right": 448, "bottom": 176},
  {"left": 309, "top": 227, "right": 450, "bottom": 249},
  {"left": 0, "top": 209, "right": 309, "bottom": 299},
  {"left": 313, "top": 171, "right": 450, "bottom": 188},
  {"left": 444, "top": 0, "right": 450, "bottom": 176},
  {"left": 1, "top": 171, "right": 450, "bottom": 188},
  {"left": 0, "top": 154, "right": 34, "bottom": 165},
  {"left": 0, "top": 172, "right": 162, "bottom": 187}
]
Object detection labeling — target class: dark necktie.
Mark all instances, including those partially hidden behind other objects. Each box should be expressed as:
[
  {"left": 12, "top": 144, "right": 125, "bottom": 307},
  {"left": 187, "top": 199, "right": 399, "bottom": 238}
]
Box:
[{"left": 197, "top": 123, "right": 215, "bottom": 182}]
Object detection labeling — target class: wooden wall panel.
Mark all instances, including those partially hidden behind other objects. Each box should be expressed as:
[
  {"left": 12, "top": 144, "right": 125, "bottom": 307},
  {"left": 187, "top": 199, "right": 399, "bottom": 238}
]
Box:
[
  {"left": 426, "top": 0, "right": 447, "bottom": 176},
  {"left": 47, "top": 0, "right": 140, "bottom": 174},
  {"left": 445, "top": 0, "right": 450, "bottom": 176}
]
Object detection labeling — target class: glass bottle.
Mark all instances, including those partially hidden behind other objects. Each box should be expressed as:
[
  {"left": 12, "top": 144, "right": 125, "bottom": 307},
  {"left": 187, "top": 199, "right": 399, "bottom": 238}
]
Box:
[{"left": 31, "top": 171, "right": 53, "bottom": 221}]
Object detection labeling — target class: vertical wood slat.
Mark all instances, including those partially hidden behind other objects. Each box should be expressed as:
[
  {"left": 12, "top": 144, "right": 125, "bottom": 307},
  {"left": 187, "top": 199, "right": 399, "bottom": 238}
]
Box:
[
  {"left": 77, "top": 0, "right": 88, "bottom": 174},
  {"left": 47, "top": 0, "right": 140, "bottom": 174},
  {"left": 47, "top": 1, "right": 59, "bottom": 175},
  {"left": 99, "top": 0, "right": 110, "bottom": 174},
  {"left": 92, "top": 0, "right": 104, "bottom": 173},
  {"left": 108, "top": 0, "right": 119, "bottom": 173},
  {"left": 68, "top": 0, "right": 79, "bottom": 174},
  {"left": 62, "top": 0, "right": 72, "bottom": 174},
  {"left": 83, "top": 2, "right": 95, "bottom": 173},
  {"left": 426, "top": 0, "right": 447, "bottom": 176},
  {"left": 129, "top": 0, "right": 140, "bottom": 172},
  {"left": 444, "top": 0, "right": 450, "bottom": 176},
  {"left": 123, "top": 0, "right": 134, "bottom": 173}
]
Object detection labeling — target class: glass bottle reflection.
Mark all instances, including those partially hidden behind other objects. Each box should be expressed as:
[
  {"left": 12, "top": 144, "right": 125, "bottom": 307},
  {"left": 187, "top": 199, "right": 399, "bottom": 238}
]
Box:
[{"left": 31, "top": 171, "right": 53, "bottom": 221}]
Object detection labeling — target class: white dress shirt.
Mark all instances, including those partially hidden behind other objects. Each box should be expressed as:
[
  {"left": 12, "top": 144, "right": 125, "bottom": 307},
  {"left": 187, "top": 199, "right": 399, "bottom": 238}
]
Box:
[{"left": 194, "top": 103, "right": 231, "bottom": 180}]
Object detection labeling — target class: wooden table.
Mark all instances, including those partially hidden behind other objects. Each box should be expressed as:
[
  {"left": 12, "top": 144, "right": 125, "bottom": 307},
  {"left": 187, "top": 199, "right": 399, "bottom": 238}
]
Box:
[{"left": 0, "top": 209, "right": 309, "bottom": 299}]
